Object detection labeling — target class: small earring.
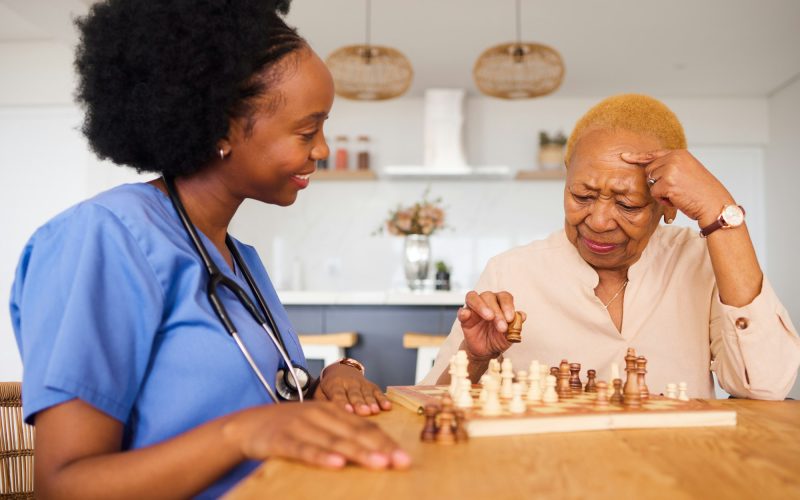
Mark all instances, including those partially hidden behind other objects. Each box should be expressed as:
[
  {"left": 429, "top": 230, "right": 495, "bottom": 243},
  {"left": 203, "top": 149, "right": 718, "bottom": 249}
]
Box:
[{"left": 219, "top": 148, "right": 226, "bottom": 160}]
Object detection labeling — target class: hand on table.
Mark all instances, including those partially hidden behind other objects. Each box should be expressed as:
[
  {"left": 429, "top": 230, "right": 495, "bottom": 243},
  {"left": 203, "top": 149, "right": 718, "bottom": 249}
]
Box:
[
  {"left": 226, "top": 402, "right": 410, "bottom": 470},
  {"left": 315, "top": 363, "right": 392, "bottom": 416},
  {"left": 620, "top": 149, "right": 736, "bottom": 227},
  {"left": 458, "top": 291, "right": 525, "bottom": 361}
]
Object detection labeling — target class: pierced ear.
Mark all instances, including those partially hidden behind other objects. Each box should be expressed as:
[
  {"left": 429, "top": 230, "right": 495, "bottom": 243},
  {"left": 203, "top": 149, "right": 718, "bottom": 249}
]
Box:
[
  {"left": 663, "top": 206, "right": 678, "bottom": 224},
  {"left": 216, "top": 139, "right": 232, "bottom": 159}
]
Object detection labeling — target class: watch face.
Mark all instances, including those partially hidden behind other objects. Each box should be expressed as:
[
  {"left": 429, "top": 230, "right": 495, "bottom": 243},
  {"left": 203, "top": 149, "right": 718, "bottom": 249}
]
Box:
[{"left": 722, "top": 205, "right": 745, "bottom": 227}]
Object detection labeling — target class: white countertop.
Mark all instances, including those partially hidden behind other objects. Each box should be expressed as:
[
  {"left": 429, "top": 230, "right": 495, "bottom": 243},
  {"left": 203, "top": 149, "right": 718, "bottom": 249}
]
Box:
[{"left": 277, "top": 290, "right": 466, "bottom": 306}]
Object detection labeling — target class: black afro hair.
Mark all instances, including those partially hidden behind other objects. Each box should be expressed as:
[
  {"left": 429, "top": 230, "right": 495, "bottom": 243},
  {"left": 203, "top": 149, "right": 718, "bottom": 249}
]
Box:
[{"left": 74, "top": 0, "right": 306, "bottom": 176}]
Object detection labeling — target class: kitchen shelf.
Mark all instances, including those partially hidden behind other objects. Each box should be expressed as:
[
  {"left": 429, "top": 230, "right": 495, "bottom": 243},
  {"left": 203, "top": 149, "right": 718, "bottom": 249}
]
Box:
[
  {"left": 382, "top": 165, "right": 511, "bottom": 180},
  {"left": 514, "top": 169, "right": 566, "bottom": 181},
  {"left": 313, "top": 169, "right": 377, "bottom": 181}
]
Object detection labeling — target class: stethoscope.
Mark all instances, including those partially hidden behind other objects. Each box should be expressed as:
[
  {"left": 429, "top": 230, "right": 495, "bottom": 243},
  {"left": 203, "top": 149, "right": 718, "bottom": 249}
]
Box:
[{"left": 163, "top": 176, "right": 311, "bottom": 403}]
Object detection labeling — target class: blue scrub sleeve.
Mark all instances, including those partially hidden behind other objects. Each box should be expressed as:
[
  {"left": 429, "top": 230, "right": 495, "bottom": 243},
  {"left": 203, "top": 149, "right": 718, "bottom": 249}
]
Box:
[{"left": 11, "top": 203, "right": 164, "bottom": 424}]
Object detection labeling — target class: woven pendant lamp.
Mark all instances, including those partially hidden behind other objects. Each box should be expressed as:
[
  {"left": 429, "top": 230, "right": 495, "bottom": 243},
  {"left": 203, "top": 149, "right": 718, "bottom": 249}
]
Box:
[
  {"left": 474, "top": 0, "right": 564, "bottom": 99},
  {"left": 326, "top": 0, "right": 413, "bottom": 101}
]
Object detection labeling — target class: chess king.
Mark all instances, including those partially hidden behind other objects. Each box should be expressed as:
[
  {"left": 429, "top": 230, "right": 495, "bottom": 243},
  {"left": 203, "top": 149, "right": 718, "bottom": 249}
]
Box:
[{"left": 422, "top": 94, "right": 800, "bottom": 400}]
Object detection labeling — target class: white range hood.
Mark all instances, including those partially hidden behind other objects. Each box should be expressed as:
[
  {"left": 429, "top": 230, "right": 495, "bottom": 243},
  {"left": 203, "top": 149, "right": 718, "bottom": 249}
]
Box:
[{"left": 383, "top": 89, "right": 510, "bottom": 179}]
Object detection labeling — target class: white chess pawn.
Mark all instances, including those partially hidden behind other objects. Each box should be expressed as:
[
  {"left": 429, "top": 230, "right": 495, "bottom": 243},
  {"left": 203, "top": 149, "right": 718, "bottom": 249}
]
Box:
[
  {"left": 678, "top": 382, "right": 689, "bottom": 401},
  {"left": 665, "top": 383, "right": 678, "bottom": 399},
  {"left": 448, "top": 355, "right": 458, "bottom": 397},
  {"left": 542, "top": 374, "right": 559, "bottom": 404},
  {"left": 455, "top": 350, "right": 469, "bottom": 375},
  {"left": 539, "top": 365, "right": 549, "bottom": 392},
  {"left": 509, "top": 383, "right": 526, "bottom": 414},
  {"left": 528, "top": 360, "right": 540, "bottom": 379},
  {"left": 478, "top": 375, "right": 489, "bottom": 404},
  {"left": 527, "top": 370, "right": 542, "bottom": 403},
  {"left": 456, "top": 381, "right": 474, "bottom": 409},
  {"left": 482, "top": 377, "right": 502, "bottom": 416},
  {"left": 500, "top": 358, "right": 514, "bottom": 399},
  {"left": 516, "top": 370, "right": 528, "bottom": 395}
]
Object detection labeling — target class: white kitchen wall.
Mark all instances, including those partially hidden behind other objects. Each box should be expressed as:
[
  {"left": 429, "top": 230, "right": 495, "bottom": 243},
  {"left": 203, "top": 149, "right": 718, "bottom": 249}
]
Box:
[{"left": 765, "top": 77, "right": 800, "bottom": 399}]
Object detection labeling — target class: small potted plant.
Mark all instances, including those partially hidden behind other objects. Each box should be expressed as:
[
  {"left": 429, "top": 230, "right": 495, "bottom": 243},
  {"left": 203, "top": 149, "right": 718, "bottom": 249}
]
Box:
[
  {"left": 538, "top": 130, "right": 567, "bottom": 170},
  {"left": 434, "top": 261, "right": 451, "bottom": 291}
]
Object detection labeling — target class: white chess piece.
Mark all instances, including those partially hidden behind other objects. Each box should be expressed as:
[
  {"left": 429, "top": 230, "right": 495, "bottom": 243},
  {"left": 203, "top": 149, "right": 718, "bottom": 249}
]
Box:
[
  {"left": 516, "top": 370, "right": 528, "bottom": 395},
  {"left": 542, "top": 374, "right": 559, "bottom": 404},
  {"left": 489, "top": 358, "right": 501, "bottom": 377},
  {"left": 539, "top": 365, "right": 549, "bottom": 392},
  {"left": 500, "top": 358, "right": 514, "bottom": 399},
  {"left": 482, "top": 377, "right": 502, "bottom": 416},
  {"left": 678, "top": 382, "right": 689, "bottom": 401},
  {"left": 528, "top": 360, "right": 540, "bottom": 379},
  {"left": 448, "top": 355, "right": 458, "bottom": 397},
  {"left": 527, "top": 369, "right": 542, "bottom": 402},
  {"left": 509, "top": 383, "right": 526, "bottom": 414},
  {"left": 665, "top": 383, "right": 678, "bottom": 399},
  {"left": 456, "top": 381, "right": 474, "bottom": 409},
  {"left": 478, "top": 375, "right": 489, "bottom": 404}
]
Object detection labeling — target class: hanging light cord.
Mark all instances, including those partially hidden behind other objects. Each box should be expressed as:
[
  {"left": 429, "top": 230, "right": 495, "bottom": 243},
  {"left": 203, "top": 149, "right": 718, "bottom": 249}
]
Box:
[
  {"left": 515, "top": 0, "right": 521, "bottom": 44},
  {"left": 365, "top": 0, "right": 371, "bottom": 47}
]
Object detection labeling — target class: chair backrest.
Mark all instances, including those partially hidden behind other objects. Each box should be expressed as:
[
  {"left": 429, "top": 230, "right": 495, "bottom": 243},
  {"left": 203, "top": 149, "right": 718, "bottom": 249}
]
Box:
[
  {"left": 402, "top": 332, "right": 447, "bottom": 384},
  {"left": 0, "top": 382, "right": 34, "bottom": 498}
]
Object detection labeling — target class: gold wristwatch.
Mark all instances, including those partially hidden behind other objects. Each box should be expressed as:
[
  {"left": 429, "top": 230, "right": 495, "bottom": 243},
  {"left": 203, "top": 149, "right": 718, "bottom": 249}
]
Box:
[
  {"left": 699, "top": 204, "right": 745, "bottom": 238},
  {"left": 323, "top": 357, "right": 366, "bottom": 376}
]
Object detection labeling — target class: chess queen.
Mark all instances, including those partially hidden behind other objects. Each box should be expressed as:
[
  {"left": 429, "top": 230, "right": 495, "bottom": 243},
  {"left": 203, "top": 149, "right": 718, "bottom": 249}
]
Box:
[{"left": 423, "top": 94, "right": 800, "bottom": 401}]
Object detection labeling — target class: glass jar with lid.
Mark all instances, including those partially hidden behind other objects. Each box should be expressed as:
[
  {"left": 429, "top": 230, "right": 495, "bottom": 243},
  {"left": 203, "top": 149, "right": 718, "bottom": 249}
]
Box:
[
  {"left": 334, "top": 135, "right": 349, "bottom": 171},
  {"left": 356, "top": 135, "right": 371, "bottom": 170}
]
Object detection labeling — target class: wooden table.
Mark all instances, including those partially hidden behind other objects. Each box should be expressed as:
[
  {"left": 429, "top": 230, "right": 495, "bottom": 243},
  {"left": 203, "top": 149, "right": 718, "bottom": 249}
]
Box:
[{"left": 226, "top": 400, "right": 800, "bottom": 499}]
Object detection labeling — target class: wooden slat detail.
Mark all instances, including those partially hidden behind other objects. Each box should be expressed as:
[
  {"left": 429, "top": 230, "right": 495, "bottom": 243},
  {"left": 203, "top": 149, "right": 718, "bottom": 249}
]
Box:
[
  {"left": 312, "top": 170, "right": 377, "bottom": 181},
  {"left": 402, "top": 332, "right": 447, "bottom": 349},
  {"left": 514, "top": 169, "right": 566, "bottom": 180},
  {"left": 298, "top": 332, "right": 359, "bottom": 347}
]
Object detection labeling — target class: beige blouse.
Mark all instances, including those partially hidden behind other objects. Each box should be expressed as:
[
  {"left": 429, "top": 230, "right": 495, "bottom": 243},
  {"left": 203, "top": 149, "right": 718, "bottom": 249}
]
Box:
[{"left": 421, "top": 226, "right": 800, "bottom": 400}]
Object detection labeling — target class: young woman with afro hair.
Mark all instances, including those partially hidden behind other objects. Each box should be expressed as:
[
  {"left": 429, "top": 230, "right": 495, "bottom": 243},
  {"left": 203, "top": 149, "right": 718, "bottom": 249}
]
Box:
[{"left": 10, "top": 1, "right": 410, "bottom": 497}]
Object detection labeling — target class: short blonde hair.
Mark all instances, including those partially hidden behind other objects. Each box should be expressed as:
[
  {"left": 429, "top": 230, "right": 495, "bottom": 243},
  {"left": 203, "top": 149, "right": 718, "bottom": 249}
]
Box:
[{"left": 564, "top": 94, "right": 687, "bottom": 165}]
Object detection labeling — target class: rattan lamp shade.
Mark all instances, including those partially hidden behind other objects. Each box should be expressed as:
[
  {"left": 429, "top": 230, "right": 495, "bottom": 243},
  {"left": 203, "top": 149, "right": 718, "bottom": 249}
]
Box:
[
  {"left": 326, "top": 45, "right": 413, "bottom": 101},
  {"left": 474, "top": 42, "right": 564, "bottom": 99}
]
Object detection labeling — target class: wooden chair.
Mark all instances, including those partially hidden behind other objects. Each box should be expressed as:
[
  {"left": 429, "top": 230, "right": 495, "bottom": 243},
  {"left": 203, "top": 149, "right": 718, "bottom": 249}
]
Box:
[
  {"left": 298, "top": 332, "right": 359, "bottom": 368},
  {"left": 0, "top": 382, "right": 34, "bottom": 499},
  {"left": 403, "top": 333, "right": 447, "bottom": 384}
]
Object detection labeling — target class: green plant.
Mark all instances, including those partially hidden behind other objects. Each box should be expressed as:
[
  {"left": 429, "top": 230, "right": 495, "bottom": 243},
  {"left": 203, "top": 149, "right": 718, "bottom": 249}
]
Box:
[{"left": 539, "top": 131, "right": 568, "bottom": 147}]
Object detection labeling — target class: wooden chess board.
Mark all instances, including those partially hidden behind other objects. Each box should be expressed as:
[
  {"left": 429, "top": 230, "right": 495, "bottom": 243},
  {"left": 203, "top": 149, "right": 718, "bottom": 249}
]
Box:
[{"left": 387, "top": 385, "right": 737, "bottom": 437}]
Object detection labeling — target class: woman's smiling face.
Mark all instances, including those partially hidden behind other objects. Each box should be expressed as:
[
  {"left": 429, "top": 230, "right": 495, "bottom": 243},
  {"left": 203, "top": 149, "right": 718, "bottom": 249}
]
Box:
[{"left": 564, "top": 128, "right": 665, "bottom": 271}]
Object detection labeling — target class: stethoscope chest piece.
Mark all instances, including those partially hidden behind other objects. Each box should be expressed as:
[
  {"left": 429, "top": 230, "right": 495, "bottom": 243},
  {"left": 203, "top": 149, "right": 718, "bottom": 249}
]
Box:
[{"left": 276, "top": 365, "right": 311, "bottom": 401}]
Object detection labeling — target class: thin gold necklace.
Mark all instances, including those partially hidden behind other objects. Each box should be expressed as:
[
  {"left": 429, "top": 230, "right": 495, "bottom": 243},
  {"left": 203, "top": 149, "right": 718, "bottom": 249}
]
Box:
[{"left": 601, "top": 279, "right": 628, "bottom": 310}]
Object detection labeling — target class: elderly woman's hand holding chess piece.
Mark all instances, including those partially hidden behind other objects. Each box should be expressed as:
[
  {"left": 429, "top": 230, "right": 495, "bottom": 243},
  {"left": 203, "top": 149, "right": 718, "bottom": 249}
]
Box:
[{"left": 450, "top": 291, "right": 527, "bottom": 383}]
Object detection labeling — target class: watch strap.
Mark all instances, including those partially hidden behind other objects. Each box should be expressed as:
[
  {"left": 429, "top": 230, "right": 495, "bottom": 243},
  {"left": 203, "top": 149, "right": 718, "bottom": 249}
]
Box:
[{"left": 699, "top": 218, "right": 725, "bottom": 238}]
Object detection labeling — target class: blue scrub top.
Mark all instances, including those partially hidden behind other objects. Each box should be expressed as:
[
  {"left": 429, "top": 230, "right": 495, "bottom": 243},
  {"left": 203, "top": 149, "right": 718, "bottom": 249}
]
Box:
[{"left": 10, "top": 183, "right": 307, "bottom": 498}]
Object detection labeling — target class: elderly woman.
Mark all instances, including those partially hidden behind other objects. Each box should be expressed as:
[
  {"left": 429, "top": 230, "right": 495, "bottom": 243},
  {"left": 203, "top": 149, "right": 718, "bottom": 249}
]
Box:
[{"left": 423, "top": 94, "right": 799, "bottom": 400}]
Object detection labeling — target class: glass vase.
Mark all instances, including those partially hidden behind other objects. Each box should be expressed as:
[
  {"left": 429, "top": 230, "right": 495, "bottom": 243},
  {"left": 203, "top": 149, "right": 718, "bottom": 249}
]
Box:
[{"left": 403, "top": 234, "right": 431, "bottom": 291}]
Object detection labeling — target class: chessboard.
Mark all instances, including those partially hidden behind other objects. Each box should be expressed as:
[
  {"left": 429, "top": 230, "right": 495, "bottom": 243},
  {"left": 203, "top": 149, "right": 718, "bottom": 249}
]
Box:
[{"left": 387, "top": 385, "right": 737, "bottom": 438}]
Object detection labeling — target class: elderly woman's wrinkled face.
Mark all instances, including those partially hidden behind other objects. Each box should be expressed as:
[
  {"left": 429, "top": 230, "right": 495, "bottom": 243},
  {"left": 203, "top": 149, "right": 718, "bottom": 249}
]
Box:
[{"left": 564, "top": 128, "right": 663, "bottom": 271}]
